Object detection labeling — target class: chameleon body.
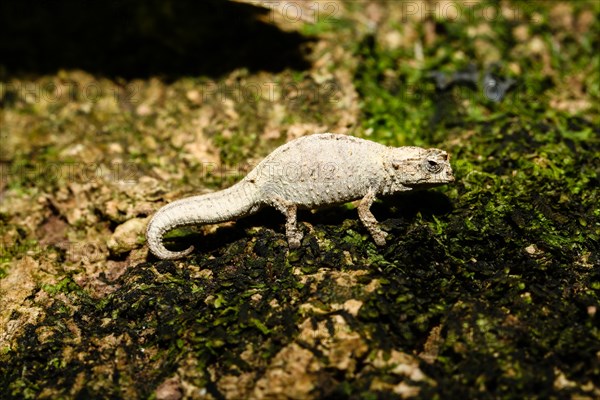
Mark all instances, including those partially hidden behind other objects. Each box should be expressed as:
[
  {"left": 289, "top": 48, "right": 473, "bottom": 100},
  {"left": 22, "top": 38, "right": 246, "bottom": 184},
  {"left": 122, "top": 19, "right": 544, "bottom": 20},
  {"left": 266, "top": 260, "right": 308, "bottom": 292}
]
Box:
[{"left": 146, "top": 133, "right": 454, "bottom": 259}]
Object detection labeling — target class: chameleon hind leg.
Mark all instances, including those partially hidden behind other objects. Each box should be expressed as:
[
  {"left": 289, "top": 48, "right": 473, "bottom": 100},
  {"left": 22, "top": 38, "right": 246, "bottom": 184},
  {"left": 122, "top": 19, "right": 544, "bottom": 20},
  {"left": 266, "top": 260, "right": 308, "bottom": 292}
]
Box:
[{"left": 270, "top": 197, "right": 303, "bottom": 248}]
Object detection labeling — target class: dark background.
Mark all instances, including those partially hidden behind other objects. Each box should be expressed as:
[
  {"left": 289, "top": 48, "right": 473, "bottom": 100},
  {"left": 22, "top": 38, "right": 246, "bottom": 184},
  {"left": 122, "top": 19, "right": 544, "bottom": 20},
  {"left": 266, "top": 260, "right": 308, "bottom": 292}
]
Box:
[{"left": 0, "top": 0, "right": 311, "bottom": 79}]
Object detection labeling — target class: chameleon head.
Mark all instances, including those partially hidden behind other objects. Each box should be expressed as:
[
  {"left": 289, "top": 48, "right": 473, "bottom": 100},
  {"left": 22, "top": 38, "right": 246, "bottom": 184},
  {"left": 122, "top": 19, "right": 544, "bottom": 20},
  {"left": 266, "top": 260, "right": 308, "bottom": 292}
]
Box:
[{"left": 387, "top": 146, "right": 455, "bottom": 189}]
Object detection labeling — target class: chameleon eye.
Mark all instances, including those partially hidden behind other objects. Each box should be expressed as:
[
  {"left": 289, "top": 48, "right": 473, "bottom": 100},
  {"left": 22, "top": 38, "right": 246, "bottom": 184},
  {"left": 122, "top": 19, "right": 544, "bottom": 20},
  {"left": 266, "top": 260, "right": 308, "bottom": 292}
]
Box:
[{"left": 425, "top": 160, "right": 442, "bottom": 173}]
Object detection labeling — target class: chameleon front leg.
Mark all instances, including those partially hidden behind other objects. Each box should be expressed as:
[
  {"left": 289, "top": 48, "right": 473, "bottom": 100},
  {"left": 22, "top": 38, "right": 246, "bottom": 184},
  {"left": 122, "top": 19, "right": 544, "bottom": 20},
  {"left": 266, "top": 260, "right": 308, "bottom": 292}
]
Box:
[
  {"left": 358, "top": 189, "right": 388, "bottom": 246},
  {"left": 271, "top": 197, "right": 303, "bottom": 248}
]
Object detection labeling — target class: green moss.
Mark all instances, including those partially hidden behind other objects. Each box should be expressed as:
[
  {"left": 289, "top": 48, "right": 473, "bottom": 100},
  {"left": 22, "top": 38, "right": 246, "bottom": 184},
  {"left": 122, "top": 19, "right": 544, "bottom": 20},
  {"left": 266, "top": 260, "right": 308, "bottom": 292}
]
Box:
[
  {"left": 41, "top": 277, "right": 83, "bottom": 296},
  {"left": 0, "top": 238, "right": 40, "bottom": 263}
]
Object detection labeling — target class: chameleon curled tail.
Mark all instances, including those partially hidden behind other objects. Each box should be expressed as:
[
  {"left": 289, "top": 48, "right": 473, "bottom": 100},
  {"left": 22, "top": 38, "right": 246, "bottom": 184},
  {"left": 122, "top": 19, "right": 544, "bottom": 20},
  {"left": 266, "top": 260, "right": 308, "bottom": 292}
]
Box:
[{"left": 146, "top": 181, "right": 260, "bottom": 260}]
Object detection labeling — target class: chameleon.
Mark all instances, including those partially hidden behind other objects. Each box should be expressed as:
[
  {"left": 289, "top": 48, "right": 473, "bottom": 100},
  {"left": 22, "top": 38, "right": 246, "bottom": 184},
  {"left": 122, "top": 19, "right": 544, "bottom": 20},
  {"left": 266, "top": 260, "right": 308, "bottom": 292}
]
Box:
[{"left": 146, "top": 133, "right": 454, "bottom": 260}]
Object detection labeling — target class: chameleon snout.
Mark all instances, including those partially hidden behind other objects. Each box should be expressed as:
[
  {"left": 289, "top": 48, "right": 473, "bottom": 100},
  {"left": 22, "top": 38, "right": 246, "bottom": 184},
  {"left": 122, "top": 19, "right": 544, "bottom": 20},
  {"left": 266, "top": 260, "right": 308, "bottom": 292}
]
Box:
[{"left": 447, "top": 168, "right": 455, "bottom": 182}]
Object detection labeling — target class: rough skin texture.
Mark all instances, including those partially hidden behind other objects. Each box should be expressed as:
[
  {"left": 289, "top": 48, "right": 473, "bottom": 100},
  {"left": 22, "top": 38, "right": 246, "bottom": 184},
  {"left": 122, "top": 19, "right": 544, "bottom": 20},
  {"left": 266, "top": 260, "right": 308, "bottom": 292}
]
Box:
[{"left": 146, "top": 133, "right": 455, "bottom": 259}]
